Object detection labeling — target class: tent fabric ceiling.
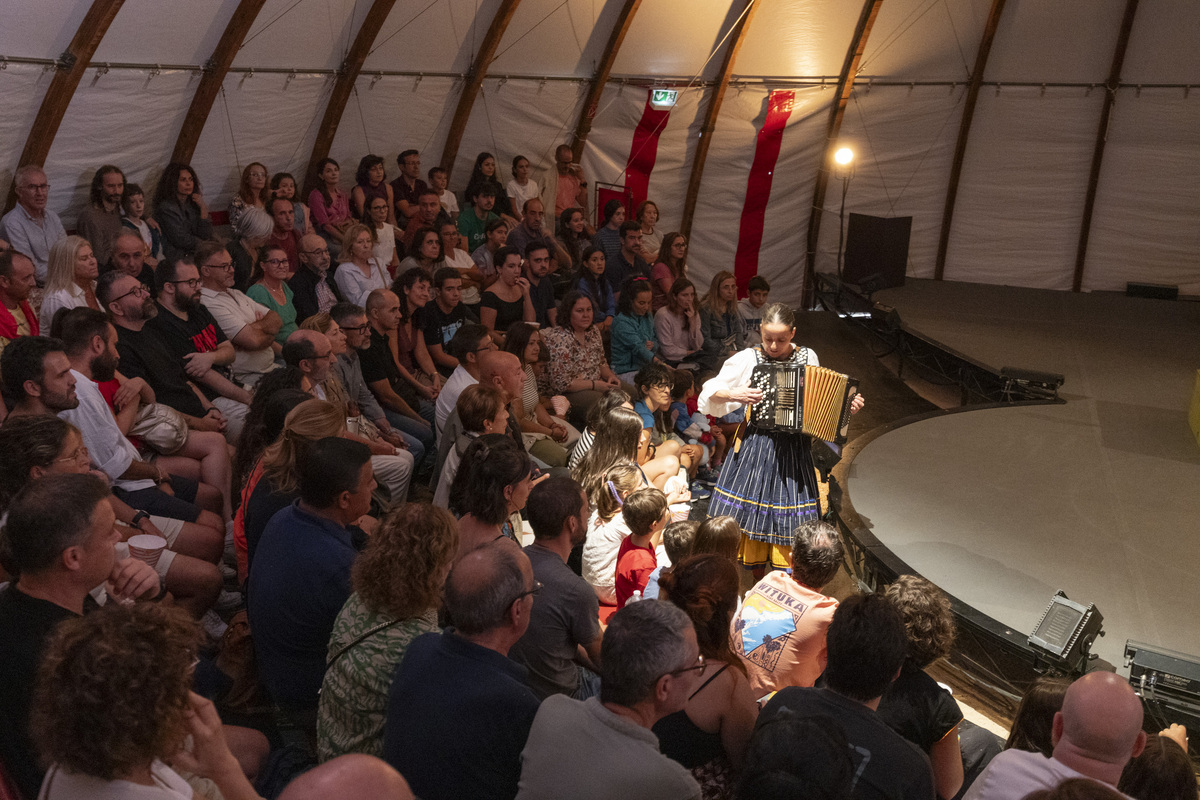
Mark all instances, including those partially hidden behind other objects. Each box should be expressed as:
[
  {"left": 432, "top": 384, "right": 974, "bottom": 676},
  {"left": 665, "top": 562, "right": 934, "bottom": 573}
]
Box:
[{"left": 2, "top": 0, "right": 1198, "bottom": 305}]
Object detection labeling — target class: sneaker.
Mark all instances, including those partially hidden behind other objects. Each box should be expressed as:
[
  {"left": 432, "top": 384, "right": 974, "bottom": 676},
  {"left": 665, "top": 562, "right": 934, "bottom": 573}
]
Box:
[
  {"left": 219, "top": 561, "right": 237, "bottom": 582},
  {"left": 689, "top": 482, "right": 712, "bottom": 500},
  {"left": 215, "top": 588, "right": 243, "bottom": 614},
  {"left": 201, "top": 609, "right": 228, "bottom": 641},
  {"left": 695, "top": 466, "right": 720, "bottom": 486}
]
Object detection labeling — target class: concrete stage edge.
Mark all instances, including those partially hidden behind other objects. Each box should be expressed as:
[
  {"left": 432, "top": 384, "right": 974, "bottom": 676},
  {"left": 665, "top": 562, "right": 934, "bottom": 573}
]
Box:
[{"left": 841, "top": 280, "right": 1200, "bottom": 668}]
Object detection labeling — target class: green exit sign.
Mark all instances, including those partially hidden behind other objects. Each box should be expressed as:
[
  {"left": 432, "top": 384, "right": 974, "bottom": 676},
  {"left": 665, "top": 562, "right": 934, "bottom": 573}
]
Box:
[{"left": 650, "top": 88, "right": 678, "bottom": 107}]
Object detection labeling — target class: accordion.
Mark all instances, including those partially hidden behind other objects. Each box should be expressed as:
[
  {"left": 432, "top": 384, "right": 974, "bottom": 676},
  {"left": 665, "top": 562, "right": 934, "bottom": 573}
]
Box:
[{"left": 748, "top": 363, "right": 859, "bottom": 444}]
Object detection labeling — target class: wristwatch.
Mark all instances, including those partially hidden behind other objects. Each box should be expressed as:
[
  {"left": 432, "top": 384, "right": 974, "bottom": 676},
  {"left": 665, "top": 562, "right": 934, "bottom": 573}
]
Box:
[{"left": 130, "top": 510, "right": 150, "bottom": 529}]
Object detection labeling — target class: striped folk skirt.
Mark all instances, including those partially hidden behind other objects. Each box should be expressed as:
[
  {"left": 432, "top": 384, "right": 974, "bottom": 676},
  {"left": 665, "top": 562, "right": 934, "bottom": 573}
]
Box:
[{"left": 707, "top": 426, "right": 821, "bottom": 570}]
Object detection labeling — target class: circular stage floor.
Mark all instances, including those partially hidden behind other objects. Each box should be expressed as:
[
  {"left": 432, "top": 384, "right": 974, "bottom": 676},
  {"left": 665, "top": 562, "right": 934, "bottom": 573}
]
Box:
[{"left": 848, "top": 402, "right": 1200, "bottom": 667}]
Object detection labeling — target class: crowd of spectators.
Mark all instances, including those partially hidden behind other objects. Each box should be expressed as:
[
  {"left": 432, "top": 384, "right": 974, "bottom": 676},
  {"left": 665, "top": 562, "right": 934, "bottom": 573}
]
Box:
[{"left": 0, "top": 149, "right": 1191, "bottom": 800}]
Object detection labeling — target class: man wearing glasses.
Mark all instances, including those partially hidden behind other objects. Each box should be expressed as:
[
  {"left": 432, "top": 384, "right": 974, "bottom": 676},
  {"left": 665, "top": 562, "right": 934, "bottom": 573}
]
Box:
[
  {"left": 0, "top": 164, "right": 67, "bottom": 283},
  {"left": 383, "top": 538, "right": 541, "bottom": 800},
  {"left": 290, "top": 232, "right": 343, "bottom": 322},
  {"left": 515, "top": 599, "right": 703, "bottom": 799},
  {"left": 151, "top": 254, "right": 252, "bottom": 437},
  {"left": 196, "top": 240, "right": 282, "bottom": 386}
]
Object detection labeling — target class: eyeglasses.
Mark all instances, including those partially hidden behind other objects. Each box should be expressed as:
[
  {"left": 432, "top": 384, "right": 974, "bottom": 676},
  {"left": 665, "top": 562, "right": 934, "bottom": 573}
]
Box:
[
  {"left": 341, "top": 323, "right": 370, "bottom": 333},
  {"left": 110, "top": 283, "right": 150, "bottom": 303},
  {"left": 21, "top": 183, "right": 50, "bottom": 193},
  {"left": 510, "top": 580, "right": 543, "bottom": 605},
  {"left": 203, "top": 261, "right": 234, "bottom": 271},
  {"left": 669, "top": 653, "right": 707, "bottom": 677},
  {"left": 302, "top": 248, "right": 330, "bottom": 257},
  {"left": 167, "top": 278, "right": 201, "bottom": 288},
  {"left": 55, "top": 444, "right": 89, "bottom": 463},
  {"left": 263, "top": 258, "right": 290, "bottom": 267}
]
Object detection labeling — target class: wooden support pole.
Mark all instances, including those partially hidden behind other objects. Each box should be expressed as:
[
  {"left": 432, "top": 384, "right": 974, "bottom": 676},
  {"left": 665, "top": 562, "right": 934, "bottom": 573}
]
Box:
[{"left": 571, "top": 0, "right": 644, "bottom": 163}]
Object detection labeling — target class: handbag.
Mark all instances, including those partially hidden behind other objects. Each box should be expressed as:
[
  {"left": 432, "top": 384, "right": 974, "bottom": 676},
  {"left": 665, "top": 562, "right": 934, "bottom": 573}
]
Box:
[{"left": 129, "top": 402, "right": 189, "bottom": 455}]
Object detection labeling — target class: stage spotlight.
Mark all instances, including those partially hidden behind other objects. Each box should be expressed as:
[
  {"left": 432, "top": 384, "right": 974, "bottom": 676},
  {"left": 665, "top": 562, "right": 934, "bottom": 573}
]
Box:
[
  {"left": 834, "top": 147, "right": 854, "bottom": 165},
  {"left": 1028, "top": 591, "right": 1104, "bottom": 676}
]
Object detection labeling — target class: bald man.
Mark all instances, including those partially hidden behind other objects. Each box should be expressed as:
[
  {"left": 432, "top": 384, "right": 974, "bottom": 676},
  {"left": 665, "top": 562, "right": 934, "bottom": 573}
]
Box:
[
  {"left": 963, "top": 672, "right": 1146, "bottom": 800},
  {"left": 289, "top": 232, "right": 343, "bottom": 323},
  {"left": 383, "top": 539, "right": 541, "bottom": 800},
  {"left": 279, "top": 754, "right": 414, "bottom": 800}
]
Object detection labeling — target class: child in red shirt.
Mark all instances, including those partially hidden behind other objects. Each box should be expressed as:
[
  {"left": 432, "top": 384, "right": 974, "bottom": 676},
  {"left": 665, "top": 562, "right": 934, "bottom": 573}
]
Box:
[{"left": 614, "top": 487, "right": 670, "bottom": 608}]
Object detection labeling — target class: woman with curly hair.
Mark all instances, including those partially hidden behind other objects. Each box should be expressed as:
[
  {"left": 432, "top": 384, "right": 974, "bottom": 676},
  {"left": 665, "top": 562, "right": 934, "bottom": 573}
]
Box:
[
  {"left": 317, "top": 503, "right": 459, "bottom": 760},
  {"left": 228, "top": 162, "right": 270, "bottom": 237},
  {"left": 653, "top": 554, "right": 760, "bottom": 799},
  {"left": 32, "top": 603, "right": 263, "bottom": 800},
  {"left": 877, "top": 574, "right": 965, "bottom": 800}
]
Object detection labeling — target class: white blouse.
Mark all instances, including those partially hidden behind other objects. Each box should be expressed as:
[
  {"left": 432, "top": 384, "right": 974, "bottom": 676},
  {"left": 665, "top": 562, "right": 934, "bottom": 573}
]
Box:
[
  {"left": 335, "top": 258, "right": 390, "bottom": 306},
  {"left": 697, "top": 345, "right": 818, "bottom": 418}
]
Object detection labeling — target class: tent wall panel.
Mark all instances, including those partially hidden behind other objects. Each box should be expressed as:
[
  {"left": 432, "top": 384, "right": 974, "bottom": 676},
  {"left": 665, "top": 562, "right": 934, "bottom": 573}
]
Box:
[
  {"left": 814, "top": 84, "right": 965, "bottom": 280},
  {"left": 855, "top": 0, "right": 991, "bottom": 81},
  {"left": 326, "top": 75, "right": 460, "bottom": 186},
  {"left": 985, "top": 1, "right": 1126, "bottom": 83},
  {"left": 1121, "top": 0, "right": 1200, "bottom": 84},
  {"left": 93, "top": 0, "right": 227, "bottom": 65},
  {"left": 234, "top": 0, "right": 364, "bottom": 72},
  {"left": 42, "top": 68, "right": 197, "bottom": 228},
  {"left": 0, "top": 0, "right": 90, "bottom": 58},
  {"left": 490, "top": 0, "right": 621, "bottom": 78},
  {"left": 452, "top": 78, "right": 588, "bottom": 194},
  {"left": 361, "top": 0, "right": 503, "bottom": 75},
  {"left": 944, "top": 87, "right": 1103, "bottom": 289},
  {"left": 0, "top": 65, "right": 55, "bottom": 190},
  {"left": 1083, "top": 89, "right": 1200, "bottom": 294},
  {"left": 189, "top": 72, "right": 331, "bottom": 210},
  {"left": 736, "top": 0, "right": 874, "bottom": 80},
  {"left": 609, "top": 0, "right": 735, "bottom": 80}
]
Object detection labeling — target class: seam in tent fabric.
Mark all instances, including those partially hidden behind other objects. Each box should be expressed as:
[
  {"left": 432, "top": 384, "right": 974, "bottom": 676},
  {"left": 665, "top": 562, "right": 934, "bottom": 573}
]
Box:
[
  {"left": 939, "top": 0, "right": 973, "bottom": 78},
  {"left": 352, "top": 83, "right": 372, "bottom": 152},
  {"left": 219, "top": 84, "right": 242, "bottom": 170},
  {"left": 242, "top": 0, "right": 309, "bottom": 48},
  {"left": 490, "top": 0, "right": 573, "bottom": 65},
  {"left": 368, "top": 0, "right": 445, "bottom": 57},
  {"left": 857, "top": 0, "right": 942, "bottom": 75}
]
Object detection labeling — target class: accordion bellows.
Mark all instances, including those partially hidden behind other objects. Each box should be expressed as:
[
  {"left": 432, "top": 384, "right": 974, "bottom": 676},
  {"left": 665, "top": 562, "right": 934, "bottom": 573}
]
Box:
[{"left": 748, "top": 363, "right": 859, "bottom": 445}]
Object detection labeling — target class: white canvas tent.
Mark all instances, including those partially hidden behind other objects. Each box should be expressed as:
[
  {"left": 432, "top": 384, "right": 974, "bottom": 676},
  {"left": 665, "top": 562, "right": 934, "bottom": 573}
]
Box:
[{"left": 1, "top": 0, "right": 1197, "bottom": 307}]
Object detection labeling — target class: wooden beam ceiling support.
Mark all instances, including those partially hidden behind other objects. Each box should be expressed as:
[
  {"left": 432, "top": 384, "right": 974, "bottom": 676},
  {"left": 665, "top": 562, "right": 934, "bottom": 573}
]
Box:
[
  {"left": 440, "top": 0, "right": 523, "bottom": 180},
  {"left": 801, "top": 0, "right": 883, "bottom": 307},
  {"left": 172, "top": 0, "right": 269, "bottom": 165},
  {"left": 4, "top": 0, "right": 125, "bottom": 212},
  {"left": 305, "top": 0, "right": 398, "bottom": 187},
  {"left": 1072, "top": 0, "right": 1139, "bottom": 292},
  {"left": 679, "top": 0, "right": 761, "bottom": 242},
  {"left": 933, "top": 0, "right": 1006, "bottom": 281},
  {"left": 571, "top": 0, "right": 643, "bottom": 163}
]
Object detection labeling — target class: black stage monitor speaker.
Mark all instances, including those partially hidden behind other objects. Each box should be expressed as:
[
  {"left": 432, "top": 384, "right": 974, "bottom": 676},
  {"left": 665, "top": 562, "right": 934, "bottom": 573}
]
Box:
[{"left": 844, "top": 213, "right": 911, "bottom": 291}]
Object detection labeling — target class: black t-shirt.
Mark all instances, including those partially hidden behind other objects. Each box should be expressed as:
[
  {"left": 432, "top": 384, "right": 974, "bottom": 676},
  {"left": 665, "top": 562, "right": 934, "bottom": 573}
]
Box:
[
  {"left": 115, "top": 323, "right": 209, "bottom": 416},
  {"left": 423, "top": 302, "right": 477, "bottom": 361},
  {"left": 358, "top": 327, "right": 420, "bottom": 406},
  {"left": 481, "top": 291, "right": 526, "bottom": 334},
  {"left": 149, "top": 303, "right": 229, "bottom": 359},
  {"left": 244, "top": 472, "right": 298, "bottom": 576},
  {"left": 0, "top": 587, "right": 81, "bottom": 799},
  {"left": 876, "top": 660, "right": 963, "bottom": 754},
  {"left": 527, "top": 275, "right": 556, "bottom": 328},
  {"left": 759, "top": 687, "right": 935, "bottom": 800}
]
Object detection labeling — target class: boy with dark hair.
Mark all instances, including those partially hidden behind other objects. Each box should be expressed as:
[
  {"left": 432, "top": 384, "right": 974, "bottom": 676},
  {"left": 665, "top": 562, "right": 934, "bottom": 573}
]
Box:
[
  {"left": 614, "top": 487, "right": 670, "bottom": 608},
  {"left": 739, "top": 275, "right": 771, "bottom": 345},
  {"left": 428, "top": 165, "right": 458, "bottom": 217},
  {"left": 642, "top": 520, "right": 699, "bottom": 601},
  {"left": 458, "top": 183, "right": 500, "bottom": 252},
  {"left": 424, "top": 266, "right": 479, "bottom": 376}
]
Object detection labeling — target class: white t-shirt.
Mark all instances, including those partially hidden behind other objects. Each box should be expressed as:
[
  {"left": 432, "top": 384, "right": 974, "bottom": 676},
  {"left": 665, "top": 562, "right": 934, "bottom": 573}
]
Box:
[
  {"left": 372, "top": 223, "right": 397, "bottom": 269},
  {"left": 38, "top": 760, "right": 193, "bottom": 800},
  {"left": 581, "top": 511, "right": 631, "bottom": 606},
  {"left": 438, "top": 189, "right": 459, "bottom": 217},
  {"left": 435, "top": 365, "right": 478, "bottom": 437},
  {"left": 199, "top": 287, "right": 277, "bottom": 383},
  {"left": 963, "top": 749, "right": 1133, "bottom": 800},
  {"left": 507, "top": 178, "right": 541, "bottom": 216},
  {"left": 442, "top": 247, "right": 481, "bottom": 306},
  {"left": 59, "top": 370, "right": 156, "bottom": 492}
]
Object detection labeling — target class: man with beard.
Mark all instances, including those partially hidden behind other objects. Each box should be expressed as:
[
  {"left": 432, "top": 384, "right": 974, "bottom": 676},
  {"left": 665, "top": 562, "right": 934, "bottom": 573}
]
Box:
[
  {"left": 150, "top": 256, "right": 251, "bottom": 439},
  {"left": 106, "top": 231, "right": 158, "bottom": 294},
  {"left": 77, "top": 165, "right": 127, "bottom": 267},
  {"left": 0, "top": 324, "right": 224, "bottom": 558},
  {"left": 0, "top": 249, "right": 39, "bottom": 356},
  {"left": 289, "top": 232, "right": 343, "bottom": 322},
  {"left": 197, "top": 240, "right": 281, "bottom": 386},
  {"left": 508, "top": 477, "right": 603, "bottom": 700}
]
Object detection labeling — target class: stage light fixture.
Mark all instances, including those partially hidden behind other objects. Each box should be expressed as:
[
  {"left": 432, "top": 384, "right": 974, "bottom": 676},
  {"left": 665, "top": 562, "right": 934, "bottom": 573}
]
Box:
[
  {"left": 1125, "top": 640, "right": 1200, "bottom": 731},
  {"left": 1028, "top": 591, "right": 1104, "bottom": 676},
  {"left": 834, "top": 147, "right": 854, "bottom": 165}
]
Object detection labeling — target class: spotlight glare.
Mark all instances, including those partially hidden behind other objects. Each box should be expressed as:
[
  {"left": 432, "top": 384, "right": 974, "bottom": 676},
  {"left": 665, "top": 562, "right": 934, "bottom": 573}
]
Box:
[{"left": 834, "top": 147, "right": 854, "bottom": 165}]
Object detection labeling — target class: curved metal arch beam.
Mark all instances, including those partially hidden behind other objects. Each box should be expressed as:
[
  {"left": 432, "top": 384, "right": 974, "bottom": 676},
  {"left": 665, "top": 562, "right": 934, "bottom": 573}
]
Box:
[
  {"left": 679, "top": 0, "right": 761, "bottom": 242},
  {"left": 801, "top": 0, "right": 884, "bottom": 307},
  {"left": 933, "top": 0, "right": 1007, "bottom": 281},
  {"left": 571, "top": 0, "right": 644, "bottom": 163},
  {"left": 305, "top": 0, "right": 399, "bottom": 187},
  {"left": 1073, "top": 0, "right": 1139, "bottom": 292},
  {"left": 172, "top": 0, "right": 270, "bottom": 165},
  {"left": 440, "top": 0, "right": 524, "bottom": 179},
  {"left": 4, "top": 0, "right": 126, "bottom": 212}
]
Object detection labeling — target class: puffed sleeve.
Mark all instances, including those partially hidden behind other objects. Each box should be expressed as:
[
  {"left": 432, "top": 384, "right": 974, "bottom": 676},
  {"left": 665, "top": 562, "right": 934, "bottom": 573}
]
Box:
[{"left": 698, "top": 347, "right": 759, "bottom": 418}]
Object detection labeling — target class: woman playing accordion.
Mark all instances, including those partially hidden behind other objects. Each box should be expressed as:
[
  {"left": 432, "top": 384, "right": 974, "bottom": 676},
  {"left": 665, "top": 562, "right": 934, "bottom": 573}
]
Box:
[{"left": 697, "top": 302, "right": 864, "bottom": 573}]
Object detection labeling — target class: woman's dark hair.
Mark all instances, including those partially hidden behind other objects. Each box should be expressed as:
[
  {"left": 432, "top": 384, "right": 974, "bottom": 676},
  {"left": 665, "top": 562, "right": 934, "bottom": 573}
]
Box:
[
  {"left": 311, "top": 157, "right": 339, "bottom": 207},
  {"left": 407, "top": 226, "right": 442, "bottom": 263},
  {"left": 574, "top": 406, "right": 644, "bottom": 501},
  {"left": 231, "top": 368, "right": 306, "bottom": 496},
  {"left": 392, "top": 266, "right": 431, "bottom": 323},
  {"left": 693, "top": 515, "right": 742, "bottom": 563},
  {"left": 616, "top": 276, "right": 653, "bottom": 316},
  {"left": 886, "top": 574, "right": 956, "bottom": 668},
  {"left": 657, "top": 231, "right": 687, "bottom": 277},
  {"left": 449, "top": 434, "right": 532, "bottom": 524},
  {"left": 1118, "top": 735, "right": 1196, "bottom": 800},
  {"left": 575, "top": 245, "right": 609, "bottom": 307},
  {"left": 0, "top": 415, "right": 75, "bottom": 510},
  {"left": 465, "top": 152, "right": 508, "bottom": 213},
  {"left": 1004, "top": 676, "right": 1072, "bottom": 757},
  {"left": 355, "top": 154, "right": 385, "bottom": 187},
  {"left": 558, "top": 206, "right": 585, "bottom": 239},
  {"left": 761, "top": 301, "right": 796, "bottom": 329},
  {"left": 270, "top": 171, "right": 297, "bottom": 194},
  {"left": 602, "top": 198, "right": 624, "bottom": 226},
  {"left": 248, "top": 243, "right": 288, "bottom": 286},
  {"left": 657, "top": 554, "right": 747, "bottom": 677},
  {"left": 504, "top": 321, "right": 539, "bottom": 364},
  {"left": 735, "top": 711, "right": 854, "bottom": 800},
  {"left": 556, "top": 290, "right": 595, "bottom": 331},
  {"left": 153, "top": 162, "right": 199, "bottom": 207},
  {"left": 511, "top": 154, "right": 529, "bottom": 173},
  {"left": 667, "top": 277, "right": 697, "bottom": 331},
  {"left": 585, "top": 387, "right": 631, "bottom": 431}
]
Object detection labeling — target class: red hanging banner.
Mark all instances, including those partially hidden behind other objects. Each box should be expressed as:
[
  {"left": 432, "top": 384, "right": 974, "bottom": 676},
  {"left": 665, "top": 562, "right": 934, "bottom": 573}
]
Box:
[
  {"left": 624, "top": 93, "right": 672, "bottom": 212},
  {"left": 733, "top": 90, "right": 795, "bottom": 295}
]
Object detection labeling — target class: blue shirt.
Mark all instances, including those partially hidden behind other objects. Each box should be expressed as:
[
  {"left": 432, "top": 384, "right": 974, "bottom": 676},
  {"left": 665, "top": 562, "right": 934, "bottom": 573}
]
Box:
[
  {"left": 247, "top": 501, "right": 357, "bottom": 710},
  {"left": 633, "top": 400, "right": 656, "bottom": 430},
  {"left": 611, "top": 311, "right": 658, "bottom": 374},
  {"left": 383, "top": 632, "right": 541, "bottom": 800}
]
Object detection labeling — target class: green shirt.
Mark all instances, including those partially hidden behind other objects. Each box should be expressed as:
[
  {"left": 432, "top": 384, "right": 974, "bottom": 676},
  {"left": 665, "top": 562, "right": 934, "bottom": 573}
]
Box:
[
  {"left": 457, "top": 207, "right": 499, "bottom": 253},
  {"left": 317, "top": 596, "right": 439, "bottom": 760},
  {"left": 245, "top": 282, "right": 298, "bottom": 344}
]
